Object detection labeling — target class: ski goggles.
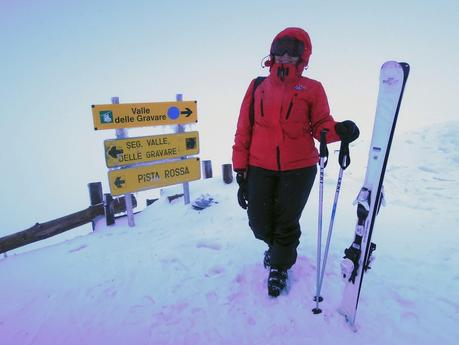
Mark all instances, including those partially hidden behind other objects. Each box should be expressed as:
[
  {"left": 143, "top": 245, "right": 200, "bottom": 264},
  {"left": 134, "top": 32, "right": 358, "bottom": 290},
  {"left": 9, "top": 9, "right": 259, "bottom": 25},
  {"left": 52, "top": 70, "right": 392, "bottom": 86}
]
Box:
[{"left": 271, "top": 37, "right": 304, "bottom": 57}]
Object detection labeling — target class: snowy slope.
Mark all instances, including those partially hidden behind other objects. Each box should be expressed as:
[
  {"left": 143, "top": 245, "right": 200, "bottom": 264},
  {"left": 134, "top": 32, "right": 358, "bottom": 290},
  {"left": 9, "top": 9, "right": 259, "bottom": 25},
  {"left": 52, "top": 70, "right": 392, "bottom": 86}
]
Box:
[{"left": 1, "top": 122, "right": 458, "bottom": 345}]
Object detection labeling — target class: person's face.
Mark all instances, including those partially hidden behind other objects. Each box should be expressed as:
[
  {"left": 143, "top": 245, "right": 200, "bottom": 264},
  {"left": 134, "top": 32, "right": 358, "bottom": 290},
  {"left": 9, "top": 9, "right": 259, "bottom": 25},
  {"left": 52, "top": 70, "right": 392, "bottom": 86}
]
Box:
[{"left": 274, "top": 53, "right": 299, "bottom": 64}]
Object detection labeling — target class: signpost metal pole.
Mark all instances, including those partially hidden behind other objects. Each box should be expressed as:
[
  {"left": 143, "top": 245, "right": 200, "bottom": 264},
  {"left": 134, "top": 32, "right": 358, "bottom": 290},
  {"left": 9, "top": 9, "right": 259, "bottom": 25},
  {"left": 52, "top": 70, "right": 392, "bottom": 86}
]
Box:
[
  {"left": 112, "top": 96, "right": 135, "bottom": 227},
  {"left": 176, "top": 93, "right": 191, "bottom": 205}
]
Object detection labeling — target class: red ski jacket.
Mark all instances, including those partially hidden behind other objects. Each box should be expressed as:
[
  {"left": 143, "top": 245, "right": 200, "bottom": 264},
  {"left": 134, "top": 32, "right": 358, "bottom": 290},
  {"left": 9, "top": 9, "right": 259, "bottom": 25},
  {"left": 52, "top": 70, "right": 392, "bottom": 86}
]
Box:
[{"left": 232, "top": 28, "right": 341, "bottom": 172}]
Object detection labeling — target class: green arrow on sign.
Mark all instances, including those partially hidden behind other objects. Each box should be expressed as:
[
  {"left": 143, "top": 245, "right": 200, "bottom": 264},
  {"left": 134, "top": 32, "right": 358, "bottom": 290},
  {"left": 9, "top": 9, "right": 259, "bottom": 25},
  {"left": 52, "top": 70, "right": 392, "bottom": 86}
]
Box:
[{"left": 114, "top": 177, "right": 126, "bottom": 188}]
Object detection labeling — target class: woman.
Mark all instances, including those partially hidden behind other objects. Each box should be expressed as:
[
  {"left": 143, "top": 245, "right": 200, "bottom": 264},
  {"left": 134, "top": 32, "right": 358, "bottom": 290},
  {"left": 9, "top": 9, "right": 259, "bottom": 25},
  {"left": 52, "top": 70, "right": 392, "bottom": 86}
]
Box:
[{"left": 232, "top": 27, "right": 359, "bottom": 297}]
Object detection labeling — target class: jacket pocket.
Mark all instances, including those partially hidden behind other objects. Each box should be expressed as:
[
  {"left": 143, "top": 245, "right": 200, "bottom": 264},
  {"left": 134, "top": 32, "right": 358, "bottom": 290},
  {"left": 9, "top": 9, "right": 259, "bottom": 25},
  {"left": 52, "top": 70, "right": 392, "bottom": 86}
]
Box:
[
  {"left": 287, "top": 98, "right": 309, "bottom": 123},
  {"left": 282, "top": 97, "right": 309, "bottom": 138},
  {"left": 283, "top": 122, "right": 304, "bottom": 139}
]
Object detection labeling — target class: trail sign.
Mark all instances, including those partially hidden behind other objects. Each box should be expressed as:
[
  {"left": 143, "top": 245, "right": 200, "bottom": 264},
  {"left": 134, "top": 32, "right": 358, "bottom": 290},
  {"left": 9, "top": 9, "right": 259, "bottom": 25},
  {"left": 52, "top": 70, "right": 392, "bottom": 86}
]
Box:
[
  {"left": 108, "top": 158, "right": 201, "bottom": 196},
  {"left": 92, "top": 101, "right": 197, "bottom": 130},
  {"left": 104, "top": 131, "right": 199, "bottom": 168}
]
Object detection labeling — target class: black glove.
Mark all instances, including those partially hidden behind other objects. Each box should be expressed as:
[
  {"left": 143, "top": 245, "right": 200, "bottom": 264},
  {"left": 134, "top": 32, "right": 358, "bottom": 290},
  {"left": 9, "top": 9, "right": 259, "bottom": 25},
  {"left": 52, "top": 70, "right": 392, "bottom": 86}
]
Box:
[
  {"left": 335, "top": 120, "right": 360, "bottom": 143},
  {"left": 236, "top": 170, "right": 248, "bottom": 210}
]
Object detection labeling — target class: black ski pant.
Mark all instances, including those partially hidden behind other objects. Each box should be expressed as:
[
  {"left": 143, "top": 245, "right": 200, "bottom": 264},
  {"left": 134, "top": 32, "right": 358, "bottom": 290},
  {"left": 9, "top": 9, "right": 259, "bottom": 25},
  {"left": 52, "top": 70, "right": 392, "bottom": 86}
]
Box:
[{"left": 247, "top": 165, "right": 317, "bottom": 270}]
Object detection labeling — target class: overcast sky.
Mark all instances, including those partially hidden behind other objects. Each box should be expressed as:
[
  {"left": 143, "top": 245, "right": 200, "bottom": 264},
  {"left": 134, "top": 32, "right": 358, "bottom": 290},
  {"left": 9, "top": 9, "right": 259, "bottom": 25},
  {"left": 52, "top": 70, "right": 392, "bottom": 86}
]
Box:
[{"left": 1, "top": 0, "right": 458, "bottom": 235}]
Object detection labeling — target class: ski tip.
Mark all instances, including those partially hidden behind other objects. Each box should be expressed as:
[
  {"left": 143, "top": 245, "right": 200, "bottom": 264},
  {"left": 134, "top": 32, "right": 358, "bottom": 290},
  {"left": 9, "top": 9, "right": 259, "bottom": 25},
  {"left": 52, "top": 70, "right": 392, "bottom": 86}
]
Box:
[
  {"left": 381, "top": 60, "right": 400, "bottom": 69},
  {"left": 380, "top": 60, "right": 409, "bottom": 85},
  {"left": 399, "top": 62, "right": 409, "bottom": 68},
  {"left": 381, "top": 61, "right": 410, "bottom": 74},
  {"left": 399, "top": 62, "right": 410, "bottom": 76}
]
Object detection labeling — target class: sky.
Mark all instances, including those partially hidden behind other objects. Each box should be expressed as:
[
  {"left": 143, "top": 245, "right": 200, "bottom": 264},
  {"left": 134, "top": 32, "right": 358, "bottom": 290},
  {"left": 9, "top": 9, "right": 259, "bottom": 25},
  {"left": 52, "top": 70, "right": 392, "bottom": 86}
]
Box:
[{"left": 1, "top": 0, "right": 458, "bottom": 235}]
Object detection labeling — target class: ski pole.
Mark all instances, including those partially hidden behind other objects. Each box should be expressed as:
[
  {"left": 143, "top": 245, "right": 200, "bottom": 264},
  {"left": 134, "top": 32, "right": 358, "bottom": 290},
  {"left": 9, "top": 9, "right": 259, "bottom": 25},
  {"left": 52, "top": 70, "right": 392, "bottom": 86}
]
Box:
[
  {"left": 316, "top": 140, "right": 351, "bottom": 307},
  {"left": 312, "top": 129, "right": 328, "bottom": 315}
]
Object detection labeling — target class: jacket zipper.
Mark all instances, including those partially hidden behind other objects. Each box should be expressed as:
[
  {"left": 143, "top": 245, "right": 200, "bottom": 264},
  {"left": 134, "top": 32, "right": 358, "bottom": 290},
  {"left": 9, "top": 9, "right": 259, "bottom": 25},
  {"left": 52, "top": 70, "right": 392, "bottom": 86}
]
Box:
[
  {"left": 285, "top": 101, "right": 293, "bottom": 120},
  {"left": 260, "top": 98, "right": 265, "bottom": 117},
  {"left": 276, "top": 146, "right": 281, "bottom": 171},
  {"left": 285, "top": 94, "right": 298, "bottom": 120}
]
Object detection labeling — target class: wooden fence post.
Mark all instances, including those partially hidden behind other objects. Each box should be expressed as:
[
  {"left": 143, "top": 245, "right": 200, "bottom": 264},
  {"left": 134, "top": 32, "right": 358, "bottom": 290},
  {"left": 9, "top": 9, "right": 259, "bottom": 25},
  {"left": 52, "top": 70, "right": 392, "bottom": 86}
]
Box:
[
  {"left": 202, "top": 160, "right": 213, "bottom": 179},
  {"left": 104, "top": 193, "right": 115, "bottom": 226},
  {"left": 88, "top": 182, "right": 103, "bottom": 230},
  {"left": 222, "top": 164, "right": 233, "bottom": 184}
]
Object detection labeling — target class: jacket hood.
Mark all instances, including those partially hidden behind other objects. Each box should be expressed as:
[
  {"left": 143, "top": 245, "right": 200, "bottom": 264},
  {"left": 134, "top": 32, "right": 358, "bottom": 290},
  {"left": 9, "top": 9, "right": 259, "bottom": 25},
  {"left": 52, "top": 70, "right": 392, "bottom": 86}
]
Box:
[{"left": 270, "top": 27, "right": 312, "bottom": 71}]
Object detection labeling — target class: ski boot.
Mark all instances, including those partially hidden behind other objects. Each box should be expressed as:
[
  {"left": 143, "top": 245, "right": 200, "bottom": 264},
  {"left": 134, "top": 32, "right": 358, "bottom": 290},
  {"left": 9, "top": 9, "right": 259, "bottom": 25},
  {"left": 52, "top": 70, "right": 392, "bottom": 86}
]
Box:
[
  {"left": 263, "top": 249, "right": 271, "bottom": 269},
  {"left": 268, "top": 267, "right": 288, "bottom": 297}
]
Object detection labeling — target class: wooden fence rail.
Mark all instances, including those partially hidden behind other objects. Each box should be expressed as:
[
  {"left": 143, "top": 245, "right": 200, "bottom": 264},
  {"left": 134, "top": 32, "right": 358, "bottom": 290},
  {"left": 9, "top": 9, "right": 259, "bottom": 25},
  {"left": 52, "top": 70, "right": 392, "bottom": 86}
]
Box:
[{"left": 0, "top": 195, "right": 136, "bottom": 254}]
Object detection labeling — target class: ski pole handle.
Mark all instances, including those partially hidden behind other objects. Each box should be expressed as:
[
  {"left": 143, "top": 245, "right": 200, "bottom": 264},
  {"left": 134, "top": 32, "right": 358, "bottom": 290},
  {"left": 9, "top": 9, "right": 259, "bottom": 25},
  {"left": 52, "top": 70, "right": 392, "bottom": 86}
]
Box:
[
  {"left": 320, "top": 129, "right": 329, "bottom": 167},
  {"left": 339, "top": 140, "right": 351, "bottom": 170}
]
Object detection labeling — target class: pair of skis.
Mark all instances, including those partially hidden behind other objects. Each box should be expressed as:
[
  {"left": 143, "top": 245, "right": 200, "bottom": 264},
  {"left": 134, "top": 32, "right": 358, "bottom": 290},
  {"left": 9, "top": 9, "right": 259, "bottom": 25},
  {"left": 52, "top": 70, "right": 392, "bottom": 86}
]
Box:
[{"left": 312, "top": 61, "right": 410, "bottom": 330}]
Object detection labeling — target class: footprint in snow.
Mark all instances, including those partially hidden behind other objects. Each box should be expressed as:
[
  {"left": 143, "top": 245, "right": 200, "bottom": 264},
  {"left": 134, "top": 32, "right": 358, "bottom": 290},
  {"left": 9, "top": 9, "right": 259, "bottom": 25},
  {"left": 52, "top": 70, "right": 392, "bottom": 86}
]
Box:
[
  {"left": 400, "top": 311, "right": 420, "bottom": 323},
  {"left": 196, "top": 240, "right": 222, "bottom": 251},
  {"left": 206, "top": 291, "right": 218, "bottom": 303},
  {"left": 418, "top": 165, "right": 438, "bottom": 173},
  {"left": 68, "top": 244, "right": 88, "bottom": 253},
  {"left": 205, "top": 265, "right": 225, "bottom": 277},
  {"left": 391, "top": 291, "right": 416, "bottom": 308},
  {"left": 128, "top": 295, "right": 156, "bottom": 325}
]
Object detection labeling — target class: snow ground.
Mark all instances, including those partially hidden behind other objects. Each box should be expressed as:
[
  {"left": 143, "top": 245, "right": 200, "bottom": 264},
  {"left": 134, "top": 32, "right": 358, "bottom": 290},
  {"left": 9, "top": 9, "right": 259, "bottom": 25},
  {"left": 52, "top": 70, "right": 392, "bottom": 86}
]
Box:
[{"left": 1, "top": 122, "right": 458, "bottom": 345}]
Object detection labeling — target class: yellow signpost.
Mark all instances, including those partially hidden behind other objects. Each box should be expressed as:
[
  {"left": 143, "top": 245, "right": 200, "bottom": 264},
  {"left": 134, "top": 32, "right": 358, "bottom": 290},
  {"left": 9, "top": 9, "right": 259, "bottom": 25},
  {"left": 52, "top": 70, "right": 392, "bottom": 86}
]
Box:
[
  {"left": 108, "top": 158, "right": 201, "bottom": 196},
  {"left": 104, "top": 131, "right": 199, "bottom": 168},
  {"left": 92, "top": 101, "right": 197, "bottom": 130}
]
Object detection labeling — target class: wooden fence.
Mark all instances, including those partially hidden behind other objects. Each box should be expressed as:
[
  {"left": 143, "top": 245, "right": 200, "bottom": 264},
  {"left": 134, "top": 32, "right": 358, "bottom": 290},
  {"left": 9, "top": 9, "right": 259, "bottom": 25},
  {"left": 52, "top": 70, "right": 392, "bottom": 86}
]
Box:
[
  {"left": 0, "top": 189, "right": 136, "bottom": 255},
  {"left": 0, "top": 162, "right": 234, "bottom": 255}
]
